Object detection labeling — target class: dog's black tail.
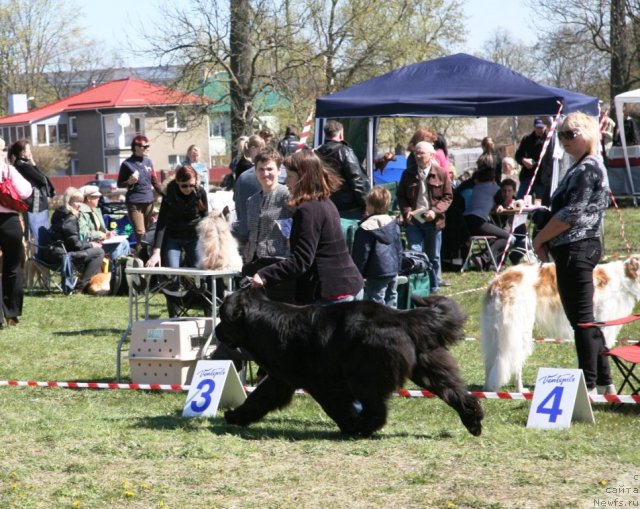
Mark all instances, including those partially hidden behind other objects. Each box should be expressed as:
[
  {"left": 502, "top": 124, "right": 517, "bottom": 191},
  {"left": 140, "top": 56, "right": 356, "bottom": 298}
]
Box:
[{"left": 411, "top": 295, "right": 467, "bottom": 349}]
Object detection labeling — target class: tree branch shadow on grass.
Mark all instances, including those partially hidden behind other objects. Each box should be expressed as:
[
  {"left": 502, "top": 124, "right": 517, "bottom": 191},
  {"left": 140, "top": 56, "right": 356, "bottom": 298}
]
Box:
[{"left": 53, "top": 328, "right": 124, "bottom": 336}]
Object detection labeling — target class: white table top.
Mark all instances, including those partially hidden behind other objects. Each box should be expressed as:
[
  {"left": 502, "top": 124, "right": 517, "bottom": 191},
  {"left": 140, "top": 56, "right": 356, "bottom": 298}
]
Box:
[{"left": 125, "top": 266, "right": 240, "bottom": 278}]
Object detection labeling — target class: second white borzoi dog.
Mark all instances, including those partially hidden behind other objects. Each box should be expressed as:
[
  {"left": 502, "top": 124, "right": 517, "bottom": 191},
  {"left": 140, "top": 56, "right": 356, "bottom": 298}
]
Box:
[{"left": 481, "top": 255, "right": 640, "bottom": 392}]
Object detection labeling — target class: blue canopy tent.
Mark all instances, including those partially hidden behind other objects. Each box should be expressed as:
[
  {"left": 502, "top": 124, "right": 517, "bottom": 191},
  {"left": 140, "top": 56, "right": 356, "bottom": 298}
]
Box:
[{"left": 315, "top": 53, "right": 601, "bottom": 186}]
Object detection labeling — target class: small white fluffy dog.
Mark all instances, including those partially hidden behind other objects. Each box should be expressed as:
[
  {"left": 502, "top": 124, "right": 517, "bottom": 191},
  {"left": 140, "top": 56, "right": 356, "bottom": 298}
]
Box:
[
  {"left": 197, "top": 209, "right": 243, "bottom": 272},
  {"left": 481, "top": 255, "right": 640, "bottom": 392}
]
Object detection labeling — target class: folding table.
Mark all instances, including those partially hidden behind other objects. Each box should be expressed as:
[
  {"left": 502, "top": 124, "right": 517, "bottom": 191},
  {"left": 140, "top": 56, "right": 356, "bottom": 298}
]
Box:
[{"left": 116, "top": 266, "right": 240, "bottom": 381}]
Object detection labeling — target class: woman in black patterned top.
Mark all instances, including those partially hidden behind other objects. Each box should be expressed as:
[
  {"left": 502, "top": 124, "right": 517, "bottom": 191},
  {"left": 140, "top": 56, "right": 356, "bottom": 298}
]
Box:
[{"left": 533, "top": 111, "right": 613, "bottom": 395}]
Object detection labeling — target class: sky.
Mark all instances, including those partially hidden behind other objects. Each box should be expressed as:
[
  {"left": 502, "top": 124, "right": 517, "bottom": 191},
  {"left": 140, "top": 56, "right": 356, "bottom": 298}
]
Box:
[{"left": 81, "top": 0, "right": 537, "bottom": 68}]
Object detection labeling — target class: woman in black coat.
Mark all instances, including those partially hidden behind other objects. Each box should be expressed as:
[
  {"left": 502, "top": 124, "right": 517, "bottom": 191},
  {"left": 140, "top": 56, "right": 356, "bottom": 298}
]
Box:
[
  {"left": 44, "top": 187, "right": 104, "bottom": 292},
  {"left": 9, "top": 139, "right": 55, "bottom": 248}
]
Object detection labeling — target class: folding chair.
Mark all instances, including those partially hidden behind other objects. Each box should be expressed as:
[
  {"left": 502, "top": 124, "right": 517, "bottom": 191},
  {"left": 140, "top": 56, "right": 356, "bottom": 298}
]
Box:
[
  {"left": 497, "top": 213, "right": 537, "bottom": 271},
  {"left": 604, "top": 344, "right": 640, "bottom": 396},
  {"left": 461, "top": 236, "right": 497, "bottom": 272},
  {"left": 25, "top": 238, "right": 77, "bottom": 295}
]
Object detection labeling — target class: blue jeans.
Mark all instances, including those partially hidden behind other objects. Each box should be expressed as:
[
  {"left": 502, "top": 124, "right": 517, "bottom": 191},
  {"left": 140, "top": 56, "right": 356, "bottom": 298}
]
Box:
[
  {"left": 162, "top": 235, "right": 201, "bottom": 268},
  {"left": 405, "top": 221, "right": 440, "bottom": 291},
  {"left": 364, "top": 276, "right": 398, "bottom": 308},
  {"left": 517, "top": 178, "right": 545, "bottom": 202},
  {"left": 103, "top": 240, "right": 131, "bottom": 262}
]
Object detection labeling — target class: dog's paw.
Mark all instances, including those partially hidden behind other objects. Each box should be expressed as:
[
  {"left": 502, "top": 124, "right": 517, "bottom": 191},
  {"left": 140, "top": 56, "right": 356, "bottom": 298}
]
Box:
[
  {"left": 224, "top": 409, "right": 250, "bottom": 426},
  {"left": 461, "top": 399, "right": 484, "bottom": 437}
]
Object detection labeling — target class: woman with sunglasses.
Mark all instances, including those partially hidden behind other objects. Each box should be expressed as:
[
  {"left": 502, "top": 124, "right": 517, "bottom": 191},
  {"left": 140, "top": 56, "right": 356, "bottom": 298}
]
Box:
[
  {"left": 117, "top": 135, "right": 164, "bottom": 247},
  {"left": 145, "top": 165, "right": 208, "bottom": 270},
  {"left": 532, "top": 111, "right": 614, "bottom": 396}
]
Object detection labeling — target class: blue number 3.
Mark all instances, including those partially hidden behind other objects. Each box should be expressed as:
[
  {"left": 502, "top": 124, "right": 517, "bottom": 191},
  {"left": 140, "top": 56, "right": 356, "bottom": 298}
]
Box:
[
  {"left": 536, "top": 386, "right": 564, "bottom": 423},
  {"left": 190, "top": 379, "right": 216, "bottom": 413}
]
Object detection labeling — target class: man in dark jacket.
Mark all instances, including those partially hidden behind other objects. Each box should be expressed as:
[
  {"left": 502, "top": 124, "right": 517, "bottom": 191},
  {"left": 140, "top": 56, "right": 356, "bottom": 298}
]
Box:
[
  {"left": 277, "top": 125, "right": 303, "bottom": 157},
  {"left": 315, "top": 120, "right": 370, "bottom": 219},
  {"left": 515, "top": 117, "right": 554, "bottom": 203}
]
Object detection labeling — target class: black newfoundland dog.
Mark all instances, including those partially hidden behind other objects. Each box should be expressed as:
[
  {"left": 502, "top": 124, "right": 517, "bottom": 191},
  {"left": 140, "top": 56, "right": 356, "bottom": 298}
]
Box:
[{"left": 214, "top": 289, "right": 483, "bottom": 437}]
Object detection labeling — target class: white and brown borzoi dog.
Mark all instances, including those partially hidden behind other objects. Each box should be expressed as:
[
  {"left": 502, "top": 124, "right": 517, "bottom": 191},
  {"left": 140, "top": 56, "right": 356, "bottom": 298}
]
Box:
[{"left": 481, "top": 255, "right": 640, "bottom": 392}]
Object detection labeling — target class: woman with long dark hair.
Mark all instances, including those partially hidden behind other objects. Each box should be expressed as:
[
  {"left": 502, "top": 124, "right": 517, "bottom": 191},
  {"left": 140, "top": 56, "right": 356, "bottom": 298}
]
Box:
[
  {"left": 9, "top": 139, "right": 55, "bottom": 248},
  {"left": 145, "top": 165, "right": 208, "bottom": 269},
  {"left": 250, "top": 151, "right": 363, "bottom": 304}
]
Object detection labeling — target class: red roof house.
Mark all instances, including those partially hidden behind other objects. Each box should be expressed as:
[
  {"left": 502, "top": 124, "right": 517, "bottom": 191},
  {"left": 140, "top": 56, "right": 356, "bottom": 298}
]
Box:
[{"left": 0, "top": 78, "right": 211, "bottom": 175}]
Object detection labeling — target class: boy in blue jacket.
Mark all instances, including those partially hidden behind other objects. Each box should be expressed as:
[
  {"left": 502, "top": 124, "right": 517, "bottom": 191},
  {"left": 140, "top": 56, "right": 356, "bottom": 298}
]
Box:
[{"left": 351, "top": 186, "right": 403, "bottom": 308}]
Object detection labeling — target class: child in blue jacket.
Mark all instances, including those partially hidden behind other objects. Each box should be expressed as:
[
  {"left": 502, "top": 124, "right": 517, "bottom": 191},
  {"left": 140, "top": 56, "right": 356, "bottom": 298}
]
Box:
[{"left": 351, "top": 186, "right": 403, "bottom": 308}]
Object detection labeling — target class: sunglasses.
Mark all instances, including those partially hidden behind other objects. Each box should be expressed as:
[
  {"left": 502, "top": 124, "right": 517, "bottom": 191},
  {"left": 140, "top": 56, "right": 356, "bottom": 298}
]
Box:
[
  {"left": 558, "top": 130, "right": 582, "bottom": 141},
  {"left": 179, "top": 183, "right": 197, "bottom": 189},
  {"left": 136, "top": 144, "right": 150, "bottom": 149}
]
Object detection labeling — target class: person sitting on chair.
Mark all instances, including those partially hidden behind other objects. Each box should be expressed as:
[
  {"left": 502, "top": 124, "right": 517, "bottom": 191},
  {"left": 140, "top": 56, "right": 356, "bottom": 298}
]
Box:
[
  {"left": 492, "top": 178, "right": 525, "bottom": 264},
  {"left": 462, "top": 167, "right": 509, "bottom": 270},
  {"left": 78, "top": 185, "right": 131, "bottom": 264},
  {"left": 44, "top": 187, "right": 105, "bottom": 293}
]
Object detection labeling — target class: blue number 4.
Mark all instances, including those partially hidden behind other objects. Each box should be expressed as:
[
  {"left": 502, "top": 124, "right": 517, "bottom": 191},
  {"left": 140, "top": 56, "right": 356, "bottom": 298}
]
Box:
[
  {"left": 536, "top": 386, "right": 564, "bottom": 423},
  {"left": 190, "top": 379, "right": 216, "bottom": 413}
]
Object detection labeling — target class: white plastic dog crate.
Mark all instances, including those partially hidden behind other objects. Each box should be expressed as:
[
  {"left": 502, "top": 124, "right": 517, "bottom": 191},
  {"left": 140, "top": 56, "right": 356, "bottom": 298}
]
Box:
[{"left": 128, "top": 317, "right": 215, "bottom": 385}]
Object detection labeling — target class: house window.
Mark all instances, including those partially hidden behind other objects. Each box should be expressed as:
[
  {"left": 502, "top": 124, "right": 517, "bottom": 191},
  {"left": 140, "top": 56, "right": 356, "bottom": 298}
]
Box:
[
  {"left": 165, "top": 111, "right": 186, "bottom": 131},
  {"left": 37, "top": 125, "right": 46, "bottom": 144},
  {"left": 209, "top": 118, "right": 225, "bottom": 137},
  {"left": 17, "top": 126, "right": 24, "bottom": 140},
  {"left": 70, "top": 159, "right": 79, "bottom": 175},
  {"left": 69, "top": 117, "right": 77, "bottom": 137},
  {"left": 168, "top": 154, "right": 180, "bottom": 168},
  {"left": 48, "top": 125, "right": 58, "bottom": 144},
  {"left": 58, "top": 124, "right": 68, "bottom": 144}
]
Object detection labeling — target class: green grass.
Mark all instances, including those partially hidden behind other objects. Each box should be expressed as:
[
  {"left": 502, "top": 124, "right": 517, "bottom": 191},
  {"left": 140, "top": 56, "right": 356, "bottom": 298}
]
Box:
[{"left": 1, "top": 207, "right": 640, "bottom": 508}]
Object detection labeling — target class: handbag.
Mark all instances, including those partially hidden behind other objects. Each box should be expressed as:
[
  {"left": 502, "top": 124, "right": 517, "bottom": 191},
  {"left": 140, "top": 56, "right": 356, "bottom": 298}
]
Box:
[
  {"left": 399, "top": 250, "right": 432, "bottom": 276},
  {"left": 0, "top": 164, "right": 29, "bottom": 213}
]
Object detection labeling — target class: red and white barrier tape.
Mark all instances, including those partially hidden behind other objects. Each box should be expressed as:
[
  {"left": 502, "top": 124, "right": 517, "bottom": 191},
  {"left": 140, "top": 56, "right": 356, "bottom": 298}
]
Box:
[
  {"left": 463, "top": 336, "right": 638, "bottom": 345},
  {"left": 0, "top": 380, "right": 188, "bottom": 391},
  {"left": 2, "top": 380, "right": 638, "bottom": 404}
]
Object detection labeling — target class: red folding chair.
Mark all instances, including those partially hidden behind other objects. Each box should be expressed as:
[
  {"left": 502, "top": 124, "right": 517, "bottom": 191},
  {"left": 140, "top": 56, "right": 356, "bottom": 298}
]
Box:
[{"left": 604, "top": 344, "right": 640, "bottom": 395}]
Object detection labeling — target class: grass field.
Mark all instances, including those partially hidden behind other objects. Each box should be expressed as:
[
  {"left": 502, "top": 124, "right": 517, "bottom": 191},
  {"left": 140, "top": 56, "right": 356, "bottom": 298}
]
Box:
[{"left": 1, "top": 207, "right": 640, "bottom": 508}]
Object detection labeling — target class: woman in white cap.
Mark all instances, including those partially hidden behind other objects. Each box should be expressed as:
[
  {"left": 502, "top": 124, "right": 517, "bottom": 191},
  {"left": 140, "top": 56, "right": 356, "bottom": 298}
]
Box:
[
  {"left": 0, "top": 137, "right": 32, "bottom": 326},
  {"left": 78, "top": 185, "right": 131, "bottom": 262}
]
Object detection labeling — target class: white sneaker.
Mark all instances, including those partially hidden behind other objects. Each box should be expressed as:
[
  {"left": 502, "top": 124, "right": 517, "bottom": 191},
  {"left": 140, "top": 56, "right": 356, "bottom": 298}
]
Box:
[
  {"left": 587, "top": 387, "right": 598, "bottom": 397},
  {"left": 597, "top": 384, "right": 617, "bottom": 395}
]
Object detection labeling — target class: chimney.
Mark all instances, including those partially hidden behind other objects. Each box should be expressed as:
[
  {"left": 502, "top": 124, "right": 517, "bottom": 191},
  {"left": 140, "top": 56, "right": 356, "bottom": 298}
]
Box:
[{"left": 8, "top": 94, "right": 28, "bottom": 114}]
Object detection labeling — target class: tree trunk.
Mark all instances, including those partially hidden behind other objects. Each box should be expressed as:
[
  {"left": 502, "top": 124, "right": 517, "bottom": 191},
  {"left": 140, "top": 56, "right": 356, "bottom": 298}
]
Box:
[
  {"left": 610, "top": 0, "right": 628, "bottom": 100},
  {"left": 229, "top": 0, "right": 254, "bottom": 149}
]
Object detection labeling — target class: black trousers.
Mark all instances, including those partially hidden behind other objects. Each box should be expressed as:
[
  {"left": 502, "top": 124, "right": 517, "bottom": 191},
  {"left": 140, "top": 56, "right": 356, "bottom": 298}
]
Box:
[
  {"left": 464, "top": 214, "right": 509, "bottom": 264},
  {"left": 0, "top": 213, "right": 24, "bottom": 320},
  {"left": 551, "top": 237, "right": 612, "bottom": 389}
]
